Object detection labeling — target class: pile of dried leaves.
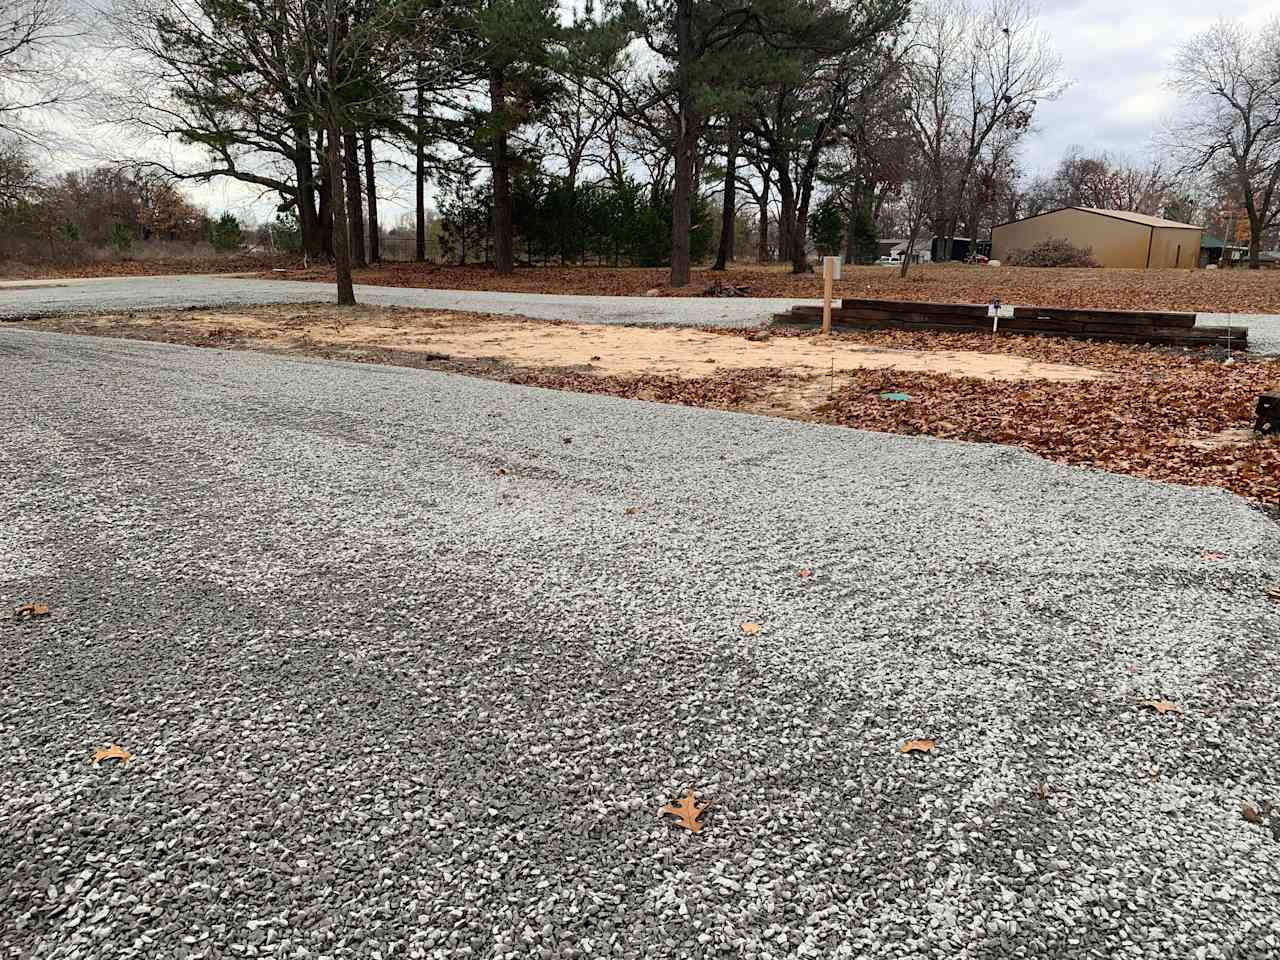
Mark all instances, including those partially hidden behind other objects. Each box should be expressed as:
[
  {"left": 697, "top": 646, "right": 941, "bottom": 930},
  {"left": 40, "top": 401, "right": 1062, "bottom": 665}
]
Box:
[{"left": 787, "top": 329, "right": 1280, "bottom": 506}]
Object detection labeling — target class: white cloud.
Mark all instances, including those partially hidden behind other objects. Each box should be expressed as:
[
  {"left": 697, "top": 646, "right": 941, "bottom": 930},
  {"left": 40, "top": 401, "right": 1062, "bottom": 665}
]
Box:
[{"left": 1020, "top": 3, "right": 1275, "bottom": 175}]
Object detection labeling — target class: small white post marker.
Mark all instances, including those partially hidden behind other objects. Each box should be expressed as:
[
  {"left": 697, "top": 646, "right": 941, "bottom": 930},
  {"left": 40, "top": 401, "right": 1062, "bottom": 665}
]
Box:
[
  {"left": 822, "top": 256, "right": 842, "bottom": 335},
  {"left": 987, "top": 298, "right": 1013, "bottom": 334}
]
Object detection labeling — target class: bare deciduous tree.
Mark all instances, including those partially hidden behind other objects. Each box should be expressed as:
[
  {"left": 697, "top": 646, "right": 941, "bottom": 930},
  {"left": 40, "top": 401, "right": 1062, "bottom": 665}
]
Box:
[
  {"left": 0, "top": 0, "right": 82, "bottom": 142},
  {"left": 905, "top": 0, "right": 1065, "bottom": 259},
  {"left": 1165, "top": 17, "right": 1280, "bottom": 268}
]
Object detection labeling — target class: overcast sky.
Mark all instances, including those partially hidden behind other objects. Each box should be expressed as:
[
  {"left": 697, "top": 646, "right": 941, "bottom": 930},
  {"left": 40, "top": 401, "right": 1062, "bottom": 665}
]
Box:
[
  {"left": 1028, "top": 1, "right": 1274, "bottom": 174},
  {"left": 180, "top": 4, "right": 1274, "bottom": 223}
]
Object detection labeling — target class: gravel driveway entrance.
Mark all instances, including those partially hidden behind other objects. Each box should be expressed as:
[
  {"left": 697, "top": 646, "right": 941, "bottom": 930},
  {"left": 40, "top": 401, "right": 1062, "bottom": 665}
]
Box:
[{"left": 3, "top": 329, "right": 1279, "bottom": 959}]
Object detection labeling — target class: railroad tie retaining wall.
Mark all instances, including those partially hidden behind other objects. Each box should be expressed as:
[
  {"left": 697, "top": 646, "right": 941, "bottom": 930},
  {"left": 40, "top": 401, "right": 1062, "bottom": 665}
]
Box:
[{"left": 772, "top": 298, "right": 1248, "bottom": 348}]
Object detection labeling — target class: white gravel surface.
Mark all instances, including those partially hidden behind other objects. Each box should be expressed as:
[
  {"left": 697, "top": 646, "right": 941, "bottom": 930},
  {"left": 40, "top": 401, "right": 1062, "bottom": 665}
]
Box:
[
  {"left": 2, "top": 275, "right": 1278, "bottom": 351},
  {"left": 0, "top": 274, "right": 804, "bottom": 329},
  {"left": 3, "top": 328, "right": 1280, "bottom": 960}
]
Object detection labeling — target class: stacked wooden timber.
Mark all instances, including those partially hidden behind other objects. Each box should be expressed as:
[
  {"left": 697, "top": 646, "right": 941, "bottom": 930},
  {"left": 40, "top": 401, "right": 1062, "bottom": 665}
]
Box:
[{"left": 772, "top": 298, "right": 1248, "bottom": 348}]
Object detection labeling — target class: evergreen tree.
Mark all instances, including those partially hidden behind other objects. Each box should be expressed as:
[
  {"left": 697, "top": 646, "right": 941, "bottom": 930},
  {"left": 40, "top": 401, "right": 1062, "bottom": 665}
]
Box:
[
  {"left": 808, "top": 194, "right": 845, "bottom": 257},
  {"left": 210, "top": 212, "right": 243, "bottom": 251}
]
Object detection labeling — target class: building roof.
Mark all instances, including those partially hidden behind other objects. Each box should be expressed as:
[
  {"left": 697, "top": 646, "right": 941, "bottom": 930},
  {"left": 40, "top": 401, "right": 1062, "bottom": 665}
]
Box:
[
  {"left": 995, "top": 206, "right": 1202, "bottom": 231},
  {"left": 1076, "top": 207, "right": 1201, "bottom": 229}
]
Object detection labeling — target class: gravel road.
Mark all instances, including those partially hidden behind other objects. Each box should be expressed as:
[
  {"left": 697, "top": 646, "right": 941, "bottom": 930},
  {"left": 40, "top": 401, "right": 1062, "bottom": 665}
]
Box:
[
  {"left": 4, "top": 329, "right": 1280, "bottom": 959},
  {"left": 2, "top": 274, "right": 1277, "bottom": 352},
  {"left": 0, "top": 274, "right": 805, "bottom": 329}
]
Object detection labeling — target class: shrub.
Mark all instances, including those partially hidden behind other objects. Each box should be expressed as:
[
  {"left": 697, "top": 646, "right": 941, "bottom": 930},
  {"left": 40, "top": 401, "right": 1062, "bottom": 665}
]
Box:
[
  {"left": 1005, "top": 237, "right": 1100, "bottom": 268},
  {"left": 210, "top": 212, "right": 243, "bottom": 252},
  {"left": 110, "top": 222, "right": 133, "bottom": 255}
]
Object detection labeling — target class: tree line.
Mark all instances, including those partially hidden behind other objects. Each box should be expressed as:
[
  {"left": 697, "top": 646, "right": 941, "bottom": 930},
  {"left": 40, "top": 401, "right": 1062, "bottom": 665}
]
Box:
[{"left": 3, "top": 0, "right": 1279, "bottom": 300}]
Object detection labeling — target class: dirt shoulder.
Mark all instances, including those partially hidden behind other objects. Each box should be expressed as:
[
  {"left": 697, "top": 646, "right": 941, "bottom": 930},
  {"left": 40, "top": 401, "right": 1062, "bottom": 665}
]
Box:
[{"left": 12, "top": 303, "right": 1278, "bottom": 506}]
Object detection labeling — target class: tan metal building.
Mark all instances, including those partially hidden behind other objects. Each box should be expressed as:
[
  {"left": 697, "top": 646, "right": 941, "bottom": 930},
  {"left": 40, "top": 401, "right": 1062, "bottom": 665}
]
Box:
[{"left": 991, "top": 207, "right": 1201, "bottom": 269}]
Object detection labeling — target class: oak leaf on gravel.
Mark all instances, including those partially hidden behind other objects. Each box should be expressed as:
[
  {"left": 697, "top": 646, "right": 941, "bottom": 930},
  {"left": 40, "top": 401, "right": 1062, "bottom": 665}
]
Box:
[
  {"left": 14, "top": 603, "right": 50, "bottom": 619},
  {"left": 660, "top": 791, "right": 711, "bottom": 833},
  {"left": 93, "top": 744, "right": 132, "bottom": 766},
  {"left": 900, "top": 739, "right": 937, "bottom": 754},
  {"left": 741, "top": 622, "right": 762, "bottom": 635},
  {"left": 1140, "top": 700, "right": 1182, "bottom": 715},
  {"left": 1242, "top": 804, "right": 1265, "bottom": 825}
]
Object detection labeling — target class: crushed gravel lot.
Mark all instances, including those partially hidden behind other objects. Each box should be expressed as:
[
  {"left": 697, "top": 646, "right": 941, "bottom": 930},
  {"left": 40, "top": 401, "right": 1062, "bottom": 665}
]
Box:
[{"left": 3, "top": 329, "right": 1280, "bottom": 959}]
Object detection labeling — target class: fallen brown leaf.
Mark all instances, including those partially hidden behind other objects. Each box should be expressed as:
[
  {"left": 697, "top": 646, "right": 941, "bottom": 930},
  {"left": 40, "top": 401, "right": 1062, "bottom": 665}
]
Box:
[
  {"left": 900, "top": 738, "right": 937, "bottom": 754},
  {"left": 799, "top": 568, "right": 813, "bottom": 578},
  {"left": 495, "top": 467, "right": 508, "bottom": 476},
  {"left": 14, "top": 603, "right": 51, "bottom": 620},
  {"left": 1035, "top": 782, "right": 1051, "bottom": 800},
  {"left": 1242, "top": 803, "right": 1265, "bottom": 825},
  {"left": 624, "top": 507, "right": 638, "bottom": 515},
  {"left": 660, "top": 790, "right": 711, "bottom": 833},
  {"left": 93, "top": 744, "right": 132, "bottom": 767},
  {"left": 741, "top": 622, "right": 762, "bottom": 635},
  {"left": 1140, "top": 700, "right": 1183, "bottom": 716},
  {"left": 1266, "top": 587, "right": 1280, "bottom": 602},
  {"left": 1202, "top": 551, "right": 1226, "bottom": 561}
]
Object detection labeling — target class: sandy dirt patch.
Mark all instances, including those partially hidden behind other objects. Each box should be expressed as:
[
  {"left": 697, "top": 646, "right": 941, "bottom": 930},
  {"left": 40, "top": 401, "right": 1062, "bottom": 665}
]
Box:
[{"left": 45, "top": 303, "right": 1105, "bottom": 382}]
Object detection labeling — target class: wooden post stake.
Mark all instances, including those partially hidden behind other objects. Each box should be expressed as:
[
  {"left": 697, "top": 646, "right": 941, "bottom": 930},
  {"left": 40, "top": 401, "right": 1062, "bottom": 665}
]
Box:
[{"left": 821, "top": 256, "right": 838, "bottom": 335}]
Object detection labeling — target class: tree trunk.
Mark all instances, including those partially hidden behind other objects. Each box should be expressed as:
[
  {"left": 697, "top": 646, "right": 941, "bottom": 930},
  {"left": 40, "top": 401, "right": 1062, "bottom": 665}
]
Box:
[
  {"left": 776, "top": 171, "right": 795, "bottom": 264},
  {"left": 712, "top": 119, "right": 739, "bottom": 271},
  {"left": 757, "top": 177, "right": 769, "bottom": 263},
  {"left": 669, "top": 0, "right": 696, "bottom": 287},
  {"left": 415, "top": 63, "right": 427, "bottom": 263},
  {"left": 327, "top": 122, "right": 355, "bottom": 305},
  {"left": 900, "top": 199, "right": 926, "bottom": 279},
  {"left": 790, "top": 186, "right": 814, "bottom": 274},
  {"left": 293, "top": 125, "right": 322, "bottom": 259},
  {"left": 363, "top": 129, "right": 380, "bottom": 264},
  {"left": 489, "top": 68, "right": 514, "bottom": 275},
  {"left": 316, "top": 131, "right": 334, "bottom": 259},
  {"left": 343, "top": 131, "right": 366, "bottom": 268}
]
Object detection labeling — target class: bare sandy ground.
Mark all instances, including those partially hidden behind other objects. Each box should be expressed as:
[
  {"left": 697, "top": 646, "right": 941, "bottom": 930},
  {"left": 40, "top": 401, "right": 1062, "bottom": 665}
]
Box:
[{"left": 46, "top": 304, "right": 1106, "bottom": 384}]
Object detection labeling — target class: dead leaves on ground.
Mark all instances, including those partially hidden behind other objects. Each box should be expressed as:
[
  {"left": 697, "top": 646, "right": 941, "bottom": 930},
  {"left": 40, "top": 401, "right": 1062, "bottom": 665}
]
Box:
[
  {"left": 741, "top": 622, "right": 762, "bottom": 636},
  {"left": 1140, "top": 700, "right": 1183, "bottom": 716},
  {"left": 205, "top": 262, "right": 1280, "bottom": 316},
  {"left": 1242, "top": 803, "right": 1266, "bottom": 825},
  {"left": 92, "top": 744, "right": 132, "bottom": 767},
  {"left": 14, "top": 603, "right": 50, "bottom": 620},
  {"left": 809, "top": 338, "right": 1280, "bottom": 507},
  {"left": 660, "top": 791, "right": 711, "bottom": 833},
  {"left": 900, "top": 739, "right": 937, "bottom": 754},
  {"left": 1240, "top": 801, "right": 1280, "bottom": 841}
]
